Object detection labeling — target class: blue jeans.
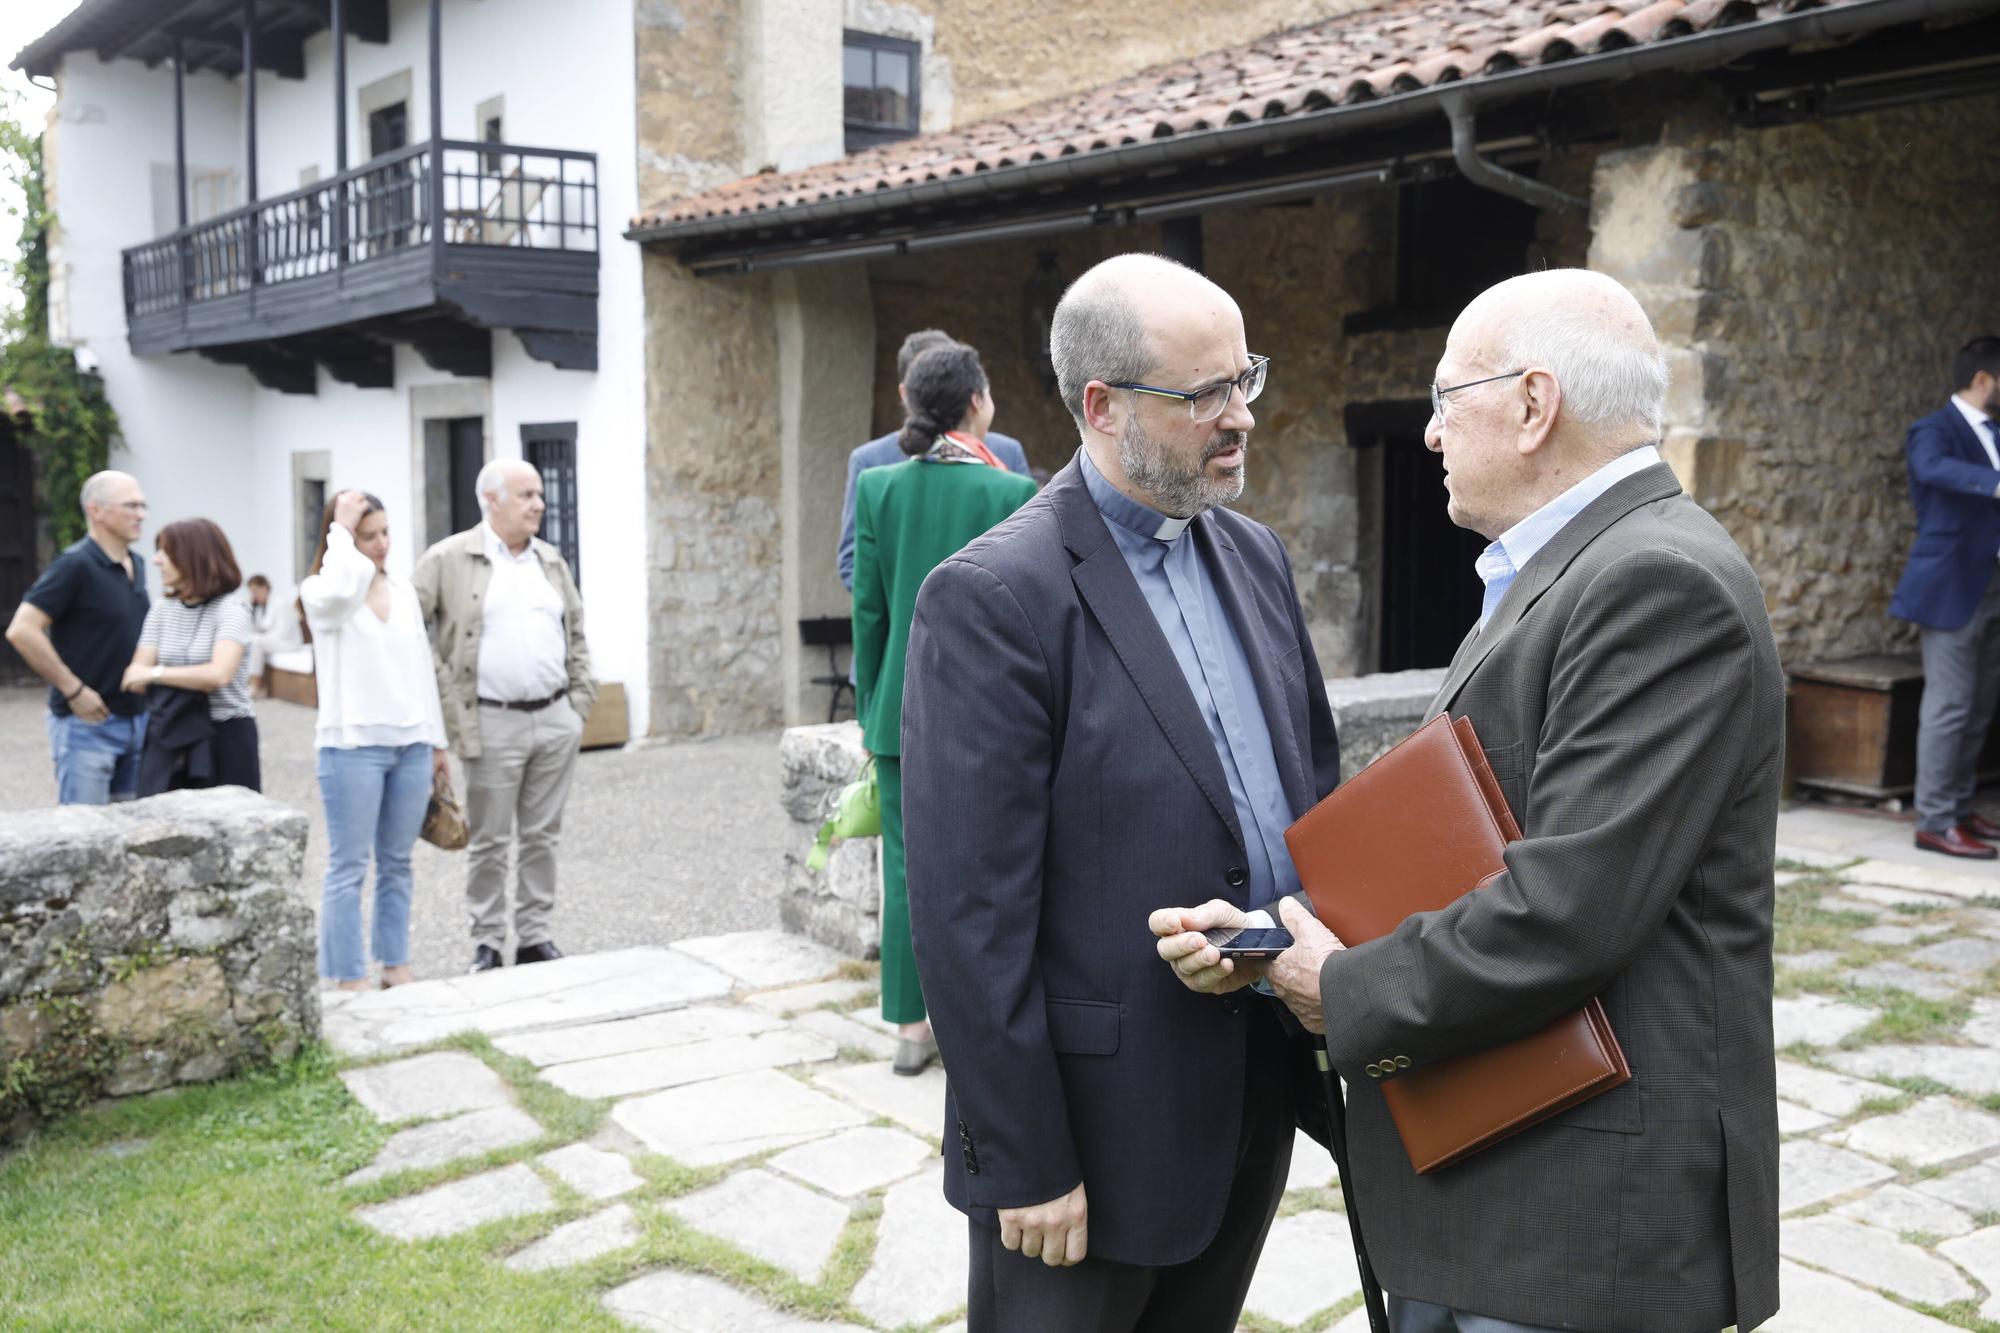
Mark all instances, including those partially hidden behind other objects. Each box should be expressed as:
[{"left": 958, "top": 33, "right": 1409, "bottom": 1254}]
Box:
[
  {"left": 46, "top": 710, "right": 147, "bottom": 805},
  {"left": 317, "top": 743, "right": 432, "bottom": 982}
]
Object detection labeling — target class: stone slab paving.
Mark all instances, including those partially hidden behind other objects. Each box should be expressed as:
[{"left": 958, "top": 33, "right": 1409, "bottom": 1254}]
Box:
[
  {"left": 538, "top": 1143, "right": 645, "bottom": 1201},
  {"left": 1840, "top": 883, "right": 1961, "bottom": 910},
  {"left": 505, "top": 1203, "right": 642, "bottom": 1272},
  {"left": 1912, "top": 935, "right": 2000, "bottom": 975},
  {"left": 1775, "top": 1060, "right": 1901, "bottom": 1118},
  {"left": 1772, "top": 995, "right": 1878, "bottom": 1047},
  {"left": 1779, "top": 1140, "right": 1898, "bottom": 1214},
  {"left": 739, "top": 979, "right": 877, "bottom": 1017},
  {"left": 1764, "top": 1259, "right": 1963, "bottom": 1332},
  {"left": 542, "top": 1029, "right": 838, "bottom": 1100},
  {"left": 1855, "top": 922, "right": 1952, "bottom": 946},
  {"left": 1938, "top": 1227, "right": 2000, "bottom": 1322},
  {"left": 789, "top": 1009, "right": 900, "bottom": 1061},
  {"left": 670, "top": 931, "right": 852, "bottom": 990},
  {"left": 346, "top": 1105, "right": 545, "bottom": 1184},
  {"left": 494, "top": 1006, "right": 785, "bottom": 1067},
  {"left": 664, "top": 1169, "right": 853, "bottom": 1283},
  {"left": 1917, "top": 1161, "right": 2000, "bottom": 1214},
  {"left": 339, "top": 1051, "right": 515, "bottom": 1123},
  {"left": 1776, "top": 1100, "right": 1834, "bottom": 1135},
  {"left": 765, "top": 1126, "right": 934, "bottom": 1197},
  {"left": 354, "top": 1163, "right": 555, "bottom": 1240},
  {"left": 325, "top": 948, "right": 738, "bottom": 1056},
  {"left": 1843, "top": 858, "right": 2000, "bottom": 900},
  {"left": 602, "top": 1269, "right": 871, "bottom": 1332},
  {"left": 810, "top": 1061, "right": 948, "bottom": 1140},
  {"left": 1778, "top": 1215, "right": 1975, "bottom": 1305},
  {"left": 1830, "top": 1044, "right": 2000, "bottom": 1097},
  {"left": 1836, "top": 1184, "right": 1977, "bottom": 1239},
  {"left": 847, "top": 1167, "right": 966, "bottom": 1330},
  {"left": 1965, "top": 997, "right": 2000, "bottom": 1048},
  {"left": 1837, "top": 961, "right": 1966, "bottom": 1001},
  {"left": 1242, "top": 1210, "right": 1361, "bottom": 1325},
  {"left": 1827, "top": 1096, "right": 2000, "bottom": 1166},
  {"left": 1287, "top": 1129, "right": 1339, "bottom": 1192},
  {"left": 1777, "top": 949, "right": 1842, "bottom": 973},
  {"left": 612, "top": 1069, "right": 871, "bottom": 1166}
]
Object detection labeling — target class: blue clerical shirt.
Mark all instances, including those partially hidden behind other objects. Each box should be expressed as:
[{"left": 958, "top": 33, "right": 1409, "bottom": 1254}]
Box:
[{"left": 1080, "top": 449, "right": 1302, "bottom": 909}]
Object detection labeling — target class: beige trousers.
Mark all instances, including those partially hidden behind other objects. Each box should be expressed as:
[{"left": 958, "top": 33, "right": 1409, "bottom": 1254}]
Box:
[{"left": 463, "top": 696, "right": 582, "bottom": 950}]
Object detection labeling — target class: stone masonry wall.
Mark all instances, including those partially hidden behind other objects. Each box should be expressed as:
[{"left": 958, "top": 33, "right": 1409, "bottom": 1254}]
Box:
[
  {"left": 0, "top": 789, "right": 319, "bottom": 1140},
  {"left": 1592, "top": 93, "right": 2000, "bottom": 664},
  {"left": 778, "top": 722, "right": 881, "bottom": 958}
]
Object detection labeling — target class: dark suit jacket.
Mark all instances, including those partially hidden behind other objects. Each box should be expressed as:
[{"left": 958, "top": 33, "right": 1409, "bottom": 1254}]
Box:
[
  {"left": 1890, "top": 403, "right": 2000, "bottom": 631},
  {"left": 837, "top": 430, "right": 1030, "bottom": 589},
  {"left": 1317, "top": 465, "right": 1783, "bottom": 1332},
  {"left": 901, "top": 457, "right": 1341, "bottom": 1267}
]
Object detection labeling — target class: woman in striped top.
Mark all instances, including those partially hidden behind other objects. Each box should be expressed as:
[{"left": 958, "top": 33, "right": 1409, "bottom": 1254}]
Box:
[{"left": 122, "top": 517, "right": 260, "bottom": 792}]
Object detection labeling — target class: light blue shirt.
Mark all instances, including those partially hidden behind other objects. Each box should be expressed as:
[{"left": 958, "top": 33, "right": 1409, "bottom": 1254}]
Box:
[
  {"left": 1079, "top": 449, "right": 1302, "bottom": 909},
  {"left": 1475, "top": 446, "right": 1663, "bottom": 630}
]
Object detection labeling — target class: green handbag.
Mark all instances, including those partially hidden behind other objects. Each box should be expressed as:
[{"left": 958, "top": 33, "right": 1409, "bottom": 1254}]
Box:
[{"left": 806, "top": 756, "right": 880, "bottom": 872}]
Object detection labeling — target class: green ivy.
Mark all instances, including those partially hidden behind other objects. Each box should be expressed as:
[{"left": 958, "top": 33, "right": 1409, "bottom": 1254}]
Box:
[{"left": 3, "top": 97, "right": 122, "bottom": 550}]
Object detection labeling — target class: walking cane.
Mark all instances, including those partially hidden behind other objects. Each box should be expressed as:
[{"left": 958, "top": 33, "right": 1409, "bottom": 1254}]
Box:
[{"left": 1316, "top": 1036, "right": 1389, "bottom": 1333}]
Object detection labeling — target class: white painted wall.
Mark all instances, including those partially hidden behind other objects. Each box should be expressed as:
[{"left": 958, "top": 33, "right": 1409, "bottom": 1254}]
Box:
[{"left": 46, "top": 0, "right": 650, "bottom": 736}]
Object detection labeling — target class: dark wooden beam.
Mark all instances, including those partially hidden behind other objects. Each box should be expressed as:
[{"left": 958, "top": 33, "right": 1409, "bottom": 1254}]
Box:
[
  {"left": 394, "top": 317, "right": 491, "bottom": 378},
  {"left": 264, "top": 0, "right": 387, "bottom": 43},
  {"left": 514, "top": 329, "right": 597, "bottom": 372},
  {"left": 165, "top": 21, "right": 304, "bottom": 78},
  {"left": 287, "top": 331, "right": 393, "bottom": 388},
  {"left": 195, "top": 342, "right": 317, "bottom": 393}
]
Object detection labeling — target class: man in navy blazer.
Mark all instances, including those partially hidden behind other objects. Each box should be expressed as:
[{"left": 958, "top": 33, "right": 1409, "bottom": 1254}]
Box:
[
  {"left": 836, "top": 328, "right": 1030, "bottom": 590},
  {"left": 902, "top": 254, "right": 1338, "bottom": 1332},
  {"left": 1891, "top": 336, "right": 2000, "bottom": 858}
]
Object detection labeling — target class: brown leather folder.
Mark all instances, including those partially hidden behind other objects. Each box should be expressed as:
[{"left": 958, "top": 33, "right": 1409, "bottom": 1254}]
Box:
[{"left": 1284, "top": 713, "right": 1631, "bottom": 1175}]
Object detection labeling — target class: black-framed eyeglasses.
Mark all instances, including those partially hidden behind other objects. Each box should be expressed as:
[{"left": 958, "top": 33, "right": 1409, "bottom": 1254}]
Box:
[
  {"left": 1108, "top": 354, "right": 1270, "bottom": 424},
  {"left": 1430, "top": 370, "right": 1525, "bottom": 420}
]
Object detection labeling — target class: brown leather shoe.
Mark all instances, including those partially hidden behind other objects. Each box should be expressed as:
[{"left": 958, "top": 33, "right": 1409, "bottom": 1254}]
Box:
[
  {"left": 1962, "top": 814, "right": 2000, "bottom": 842},
  {"left": 1917, "top": 827, "right": 1998, "bottom": 859}
]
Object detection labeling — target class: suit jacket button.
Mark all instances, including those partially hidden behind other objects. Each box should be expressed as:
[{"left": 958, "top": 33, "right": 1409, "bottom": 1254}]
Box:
[
  {"left": 1395, "top": 1055, "right": 1412, "bottom": 1069},
  {"left": 1225, "top": 867, "right": 1248, "bottom": 887},
  {"left": 1365, "top": 1063, "right": 1381, "bottom": 1078}
]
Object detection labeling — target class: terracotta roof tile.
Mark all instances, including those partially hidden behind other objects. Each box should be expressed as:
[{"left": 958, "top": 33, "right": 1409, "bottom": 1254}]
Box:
[{"left": 635, "top": 0, "right": 1877, "bottom": 230}]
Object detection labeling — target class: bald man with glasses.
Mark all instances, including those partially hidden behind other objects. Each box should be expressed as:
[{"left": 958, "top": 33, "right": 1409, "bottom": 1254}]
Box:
[{"left": 901, "top": 254, "right": 1338, "bottom": 1333}]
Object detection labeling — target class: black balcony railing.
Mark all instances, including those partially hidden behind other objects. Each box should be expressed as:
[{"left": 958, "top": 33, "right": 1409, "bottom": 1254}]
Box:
[{"left": 122, "top": 139, "right": 598, "bottom": 319}]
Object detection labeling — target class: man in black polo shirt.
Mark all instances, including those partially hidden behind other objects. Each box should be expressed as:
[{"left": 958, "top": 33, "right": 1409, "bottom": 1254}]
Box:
[{"left": 6, "top": 470, "right": 152, "bottom": 804}]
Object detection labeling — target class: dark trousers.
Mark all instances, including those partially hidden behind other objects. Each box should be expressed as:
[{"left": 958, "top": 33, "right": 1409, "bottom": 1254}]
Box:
[
  {"left": 1917, "top": 577, "right": 2000, "bottom": 833},
  {"left": 967, "top": 1019, "right": 1293, "bottom": 1333}
]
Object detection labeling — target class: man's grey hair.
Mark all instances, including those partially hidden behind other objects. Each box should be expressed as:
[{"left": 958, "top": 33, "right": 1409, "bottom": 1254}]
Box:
[
  {"left": 1500, "top": 300, "right": 1671, "bottom": 441},
  {"left": 78, "top": 471, "right": 124, "bottom": 515},
  {"left": 474, "top": 458, "right": 532, "bottom": 516},
  {"left": 1049, "top": 258, "right": 1178, "bottom": 428}
]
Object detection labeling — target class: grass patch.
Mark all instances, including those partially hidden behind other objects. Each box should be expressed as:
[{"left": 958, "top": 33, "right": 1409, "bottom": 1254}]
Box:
[
  {"left": 0, "top": 1046, "right": 626, "bottom": 1330},
  {"left": 1910, "top": 1298, "right": 2000, "bottom": 1332},
  {"left": 1773, "top": 878, "right": 1874, "bottom": 957},
  {"left": 1848, "top": 992, "right": 1973, "bottom": 1047},
  {"left": 835, "top": 959, "right": 879, "bottom": 982},
  {"left": 447, "top": 1031, "right": 608, "bottom": 1143}
]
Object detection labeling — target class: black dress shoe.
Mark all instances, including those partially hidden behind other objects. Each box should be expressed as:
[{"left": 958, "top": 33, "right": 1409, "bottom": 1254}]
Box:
[
  {"left": 515, "top": 941, "right": 563, "bottom": 965},
  {"left": 470, "top": 944, "right": 504, "bottom": 973}
]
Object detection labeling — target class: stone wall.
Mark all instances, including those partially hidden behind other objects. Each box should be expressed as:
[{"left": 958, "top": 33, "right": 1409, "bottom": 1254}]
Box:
[
  {"left": 0, "top": 789, "right": 319, "bottom": 1139},
  {"left": 778, "top": 722, "right": 881, "bottom": 958},
  {"left": 1591, "top": 93, "right": 2000, "bottom": 664}
]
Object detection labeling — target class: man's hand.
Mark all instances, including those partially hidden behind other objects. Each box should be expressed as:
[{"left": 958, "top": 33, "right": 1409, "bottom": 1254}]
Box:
[
  {"left": 1150, "top": 899, "right": 1266, "bottom": 995},
  {"left": 998, "top": 1182, "right": 1088, "bottom": 1267},
  {"left": 332, "top": 489, "right": 370, "bottom": 533},
  {"left": 68, "top": 685, "right": 110, "bottom": 724},
  {"left": 1269, "top": 896, "right": 1346, "bottom": 1034},
  {"left": 432, "top": 748, "right": 452, "bottom": 784}
]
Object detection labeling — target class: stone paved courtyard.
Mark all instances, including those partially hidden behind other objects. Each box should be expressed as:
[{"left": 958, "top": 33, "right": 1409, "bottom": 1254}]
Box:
[{"left": 304, "top": 805, "right": 2000, "bottom": 1333}]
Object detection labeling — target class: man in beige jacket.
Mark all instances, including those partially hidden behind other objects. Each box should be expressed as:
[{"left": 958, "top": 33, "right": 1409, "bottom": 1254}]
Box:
[{"left": 413, "top": 458, "right": 596, "bottom": 972}]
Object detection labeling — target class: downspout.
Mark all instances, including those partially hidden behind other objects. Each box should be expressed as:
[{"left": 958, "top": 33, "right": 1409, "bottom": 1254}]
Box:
[{"left": 1441, "top": 93, "right": 1586, "bottom": 214}]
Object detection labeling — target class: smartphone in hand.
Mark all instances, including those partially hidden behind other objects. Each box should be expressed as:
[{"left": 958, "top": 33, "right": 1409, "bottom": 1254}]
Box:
[{"left": 1202, "top": 925, "right": 1294, "bottom": 959}]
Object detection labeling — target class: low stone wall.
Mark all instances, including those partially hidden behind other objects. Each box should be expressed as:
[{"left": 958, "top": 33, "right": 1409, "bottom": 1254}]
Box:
[
  {"left": 0, "top": 788, "right": 320, "bottom": 1139},
  {"left": 778, "top": 723, "right": 881, "bottom": 958},
  {"left": 774, "top": 672, "right": 1445, "bottom": 956},
  {"left": 1327, "top": 668, "right": 1448, "bottom": 781}
]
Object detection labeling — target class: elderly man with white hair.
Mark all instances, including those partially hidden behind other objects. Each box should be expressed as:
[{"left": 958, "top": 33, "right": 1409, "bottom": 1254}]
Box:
[
  {"left": 412, "top": 457, "right": 595, "bottom": 973},
  {"left": 1161, "top": 269, "right": 1784, "bottom": 1333}
]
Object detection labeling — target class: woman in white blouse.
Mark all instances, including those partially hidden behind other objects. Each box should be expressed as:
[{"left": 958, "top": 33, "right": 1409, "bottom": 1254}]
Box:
[{"left": 300, "top": 489, "right": 448, "bottom": 991}]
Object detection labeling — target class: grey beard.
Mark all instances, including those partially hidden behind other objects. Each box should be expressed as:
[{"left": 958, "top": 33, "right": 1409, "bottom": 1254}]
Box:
[{"left": 1118, "top": 416, "right": 1248, "bottom": 519}]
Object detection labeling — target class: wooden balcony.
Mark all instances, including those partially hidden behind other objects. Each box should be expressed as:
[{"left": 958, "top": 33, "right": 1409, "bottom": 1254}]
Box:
[{"left": 120, "top": 138, "right": 598, "bottom": 391}]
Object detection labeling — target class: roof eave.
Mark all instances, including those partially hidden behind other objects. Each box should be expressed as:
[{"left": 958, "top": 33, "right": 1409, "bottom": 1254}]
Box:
[{"left": 626, "top": 0, "right": 1986, "bottom": 248}]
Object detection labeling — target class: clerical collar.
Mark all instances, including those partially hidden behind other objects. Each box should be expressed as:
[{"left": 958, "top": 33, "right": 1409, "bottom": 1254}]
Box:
[{"left": 1079, "top": 448, "right": 1193, "bottom": 543}]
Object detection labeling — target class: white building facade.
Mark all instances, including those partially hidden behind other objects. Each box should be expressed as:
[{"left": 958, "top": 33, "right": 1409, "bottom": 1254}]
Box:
[{"left": 24, "top": 0, "right": 650, "bottom": 737}]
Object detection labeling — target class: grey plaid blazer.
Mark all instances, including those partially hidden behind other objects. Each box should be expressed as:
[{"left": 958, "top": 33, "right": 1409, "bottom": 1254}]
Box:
[{"left": 1318, "top": 464, "right": 1782, "bottom": 1332}]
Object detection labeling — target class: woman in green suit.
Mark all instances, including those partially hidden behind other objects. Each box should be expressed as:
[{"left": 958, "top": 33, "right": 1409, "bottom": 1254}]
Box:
[{"left": 853, "top": 343, "right": 1037, "bottom": 1075}]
